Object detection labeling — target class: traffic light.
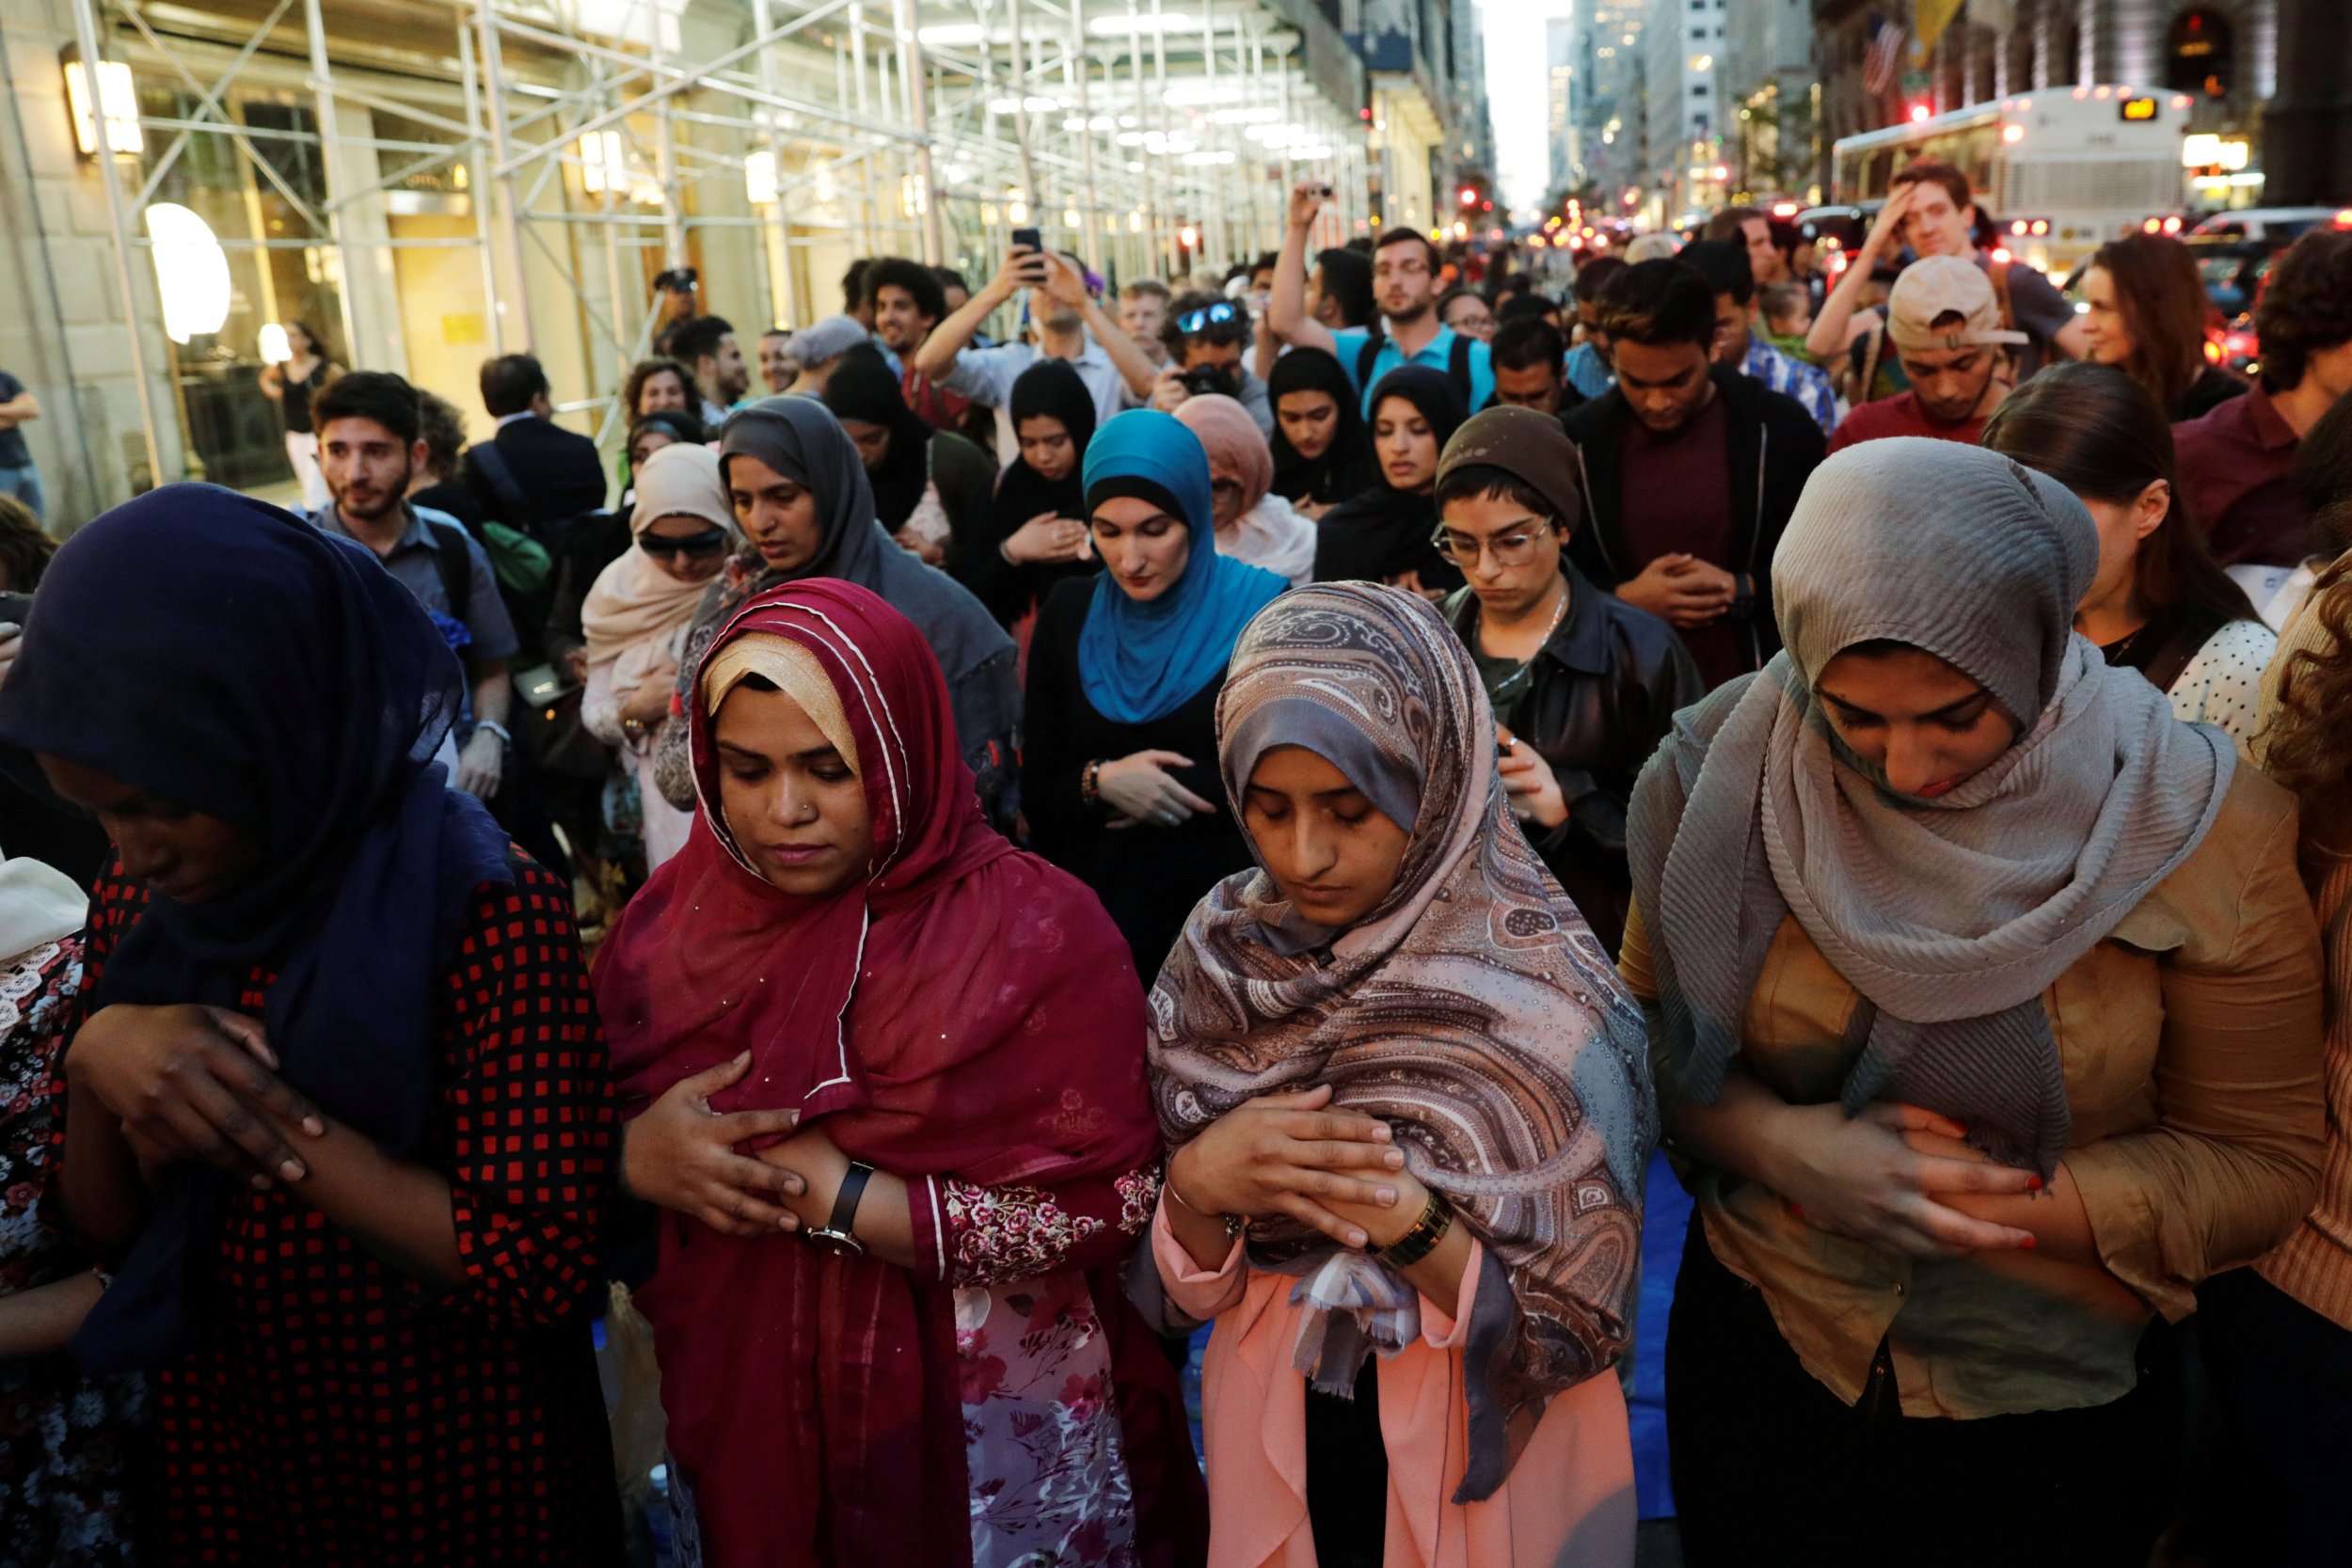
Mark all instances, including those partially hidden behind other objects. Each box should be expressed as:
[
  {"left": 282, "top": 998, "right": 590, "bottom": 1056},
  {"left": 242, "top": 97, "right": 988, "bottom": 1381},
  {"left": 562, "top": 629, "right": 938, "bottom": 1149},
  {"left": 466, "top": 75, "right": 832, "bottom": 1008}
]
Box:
[{"left": 1459, "top": 187, "right": 1477, "bottom": 207}]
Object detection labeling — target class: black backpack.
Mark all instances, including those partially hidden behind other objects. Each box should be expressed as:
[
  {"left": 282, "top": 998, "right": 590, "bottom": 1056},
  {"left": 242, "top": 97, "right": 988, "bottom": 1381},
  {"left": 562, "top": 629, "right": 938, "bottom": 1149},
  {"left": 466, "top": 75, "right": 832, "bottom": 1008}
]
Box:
[{"left": 1355, "top": 326, "right": 1476, "bottom": 406}]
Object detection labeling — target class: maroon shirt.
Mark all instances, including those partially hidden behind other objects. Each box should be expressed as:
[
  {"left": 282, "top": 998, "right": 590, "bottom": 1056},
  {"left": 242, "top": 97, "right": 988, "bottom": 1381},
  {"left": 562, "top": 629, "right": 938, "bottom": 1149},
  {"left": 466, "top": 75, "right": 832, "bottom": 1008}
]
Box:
[
  {"left": 2174, "top": 385, "right": 2314, "bottom": 567},
  {"left": 1620, "top": 389, "right": 1742, "bottom": 687},
  {"left": 1826, "top": 390, "right": 1988, "bottom": 454}
]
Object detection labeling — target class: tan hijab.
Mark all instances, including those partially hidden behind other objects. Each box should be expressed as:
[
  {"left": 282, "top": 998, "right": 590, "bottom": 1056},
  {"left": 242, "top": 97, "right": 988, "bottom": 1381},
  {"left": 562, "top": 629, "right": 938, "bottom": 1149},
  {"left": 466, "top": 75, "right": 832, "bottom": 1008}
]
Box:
[{"left": 583, "top": 442, "right": 736, "bottom": 705}]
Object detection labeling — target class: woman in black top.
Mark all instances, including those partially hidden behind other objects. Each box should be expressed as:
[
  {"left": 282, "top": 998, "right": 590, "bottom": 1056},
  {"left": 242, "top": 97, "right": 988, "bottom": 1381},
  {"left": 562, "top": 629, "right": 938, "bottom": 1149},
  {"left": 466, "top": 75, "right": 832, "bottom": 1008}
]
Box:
[
  {"left": 1020, "top": 409, "right": 1285, "bottom": 979},
  {"left": 2078, "top": 233, "right": 2248, "bottom": 421},
  {"left": 951, "top": 360, "right": 1102, "bottom": 627},
  {"left": 820, "top": 346, "right": 994, "bottom": 569},
  {"left": 1311, "top": 365, "right": 1468, "bottom": 598},
  {"left": 1267, "top": 346, "right": 1376, "bottom": 519},
  {"left": 260, "top": 319, "right": 339, "bottom": 511}
]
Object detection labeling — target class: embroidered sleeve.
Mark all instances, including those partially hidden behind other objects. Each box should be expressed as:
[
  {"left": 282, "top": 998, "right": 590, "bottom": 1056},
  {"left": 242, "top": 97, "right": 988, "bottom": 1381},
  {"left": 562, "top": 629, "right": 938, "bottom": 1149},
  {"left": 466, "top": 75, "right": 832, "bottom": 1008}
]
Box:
[{"left": 911, "top": 1161, "right": 1161, "bottom": 1287}]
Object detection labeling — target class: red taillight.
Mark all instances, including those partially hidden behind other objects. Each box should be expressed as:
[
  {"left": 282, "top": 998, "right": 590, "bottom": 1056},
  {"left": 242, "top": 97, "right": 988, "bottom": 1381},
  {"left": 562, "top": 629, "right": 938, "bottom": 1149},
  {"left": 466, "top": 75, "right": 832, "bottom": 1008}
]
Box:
[{"left": 2336, "top": 209, "right": 2352, "bottom": 229}]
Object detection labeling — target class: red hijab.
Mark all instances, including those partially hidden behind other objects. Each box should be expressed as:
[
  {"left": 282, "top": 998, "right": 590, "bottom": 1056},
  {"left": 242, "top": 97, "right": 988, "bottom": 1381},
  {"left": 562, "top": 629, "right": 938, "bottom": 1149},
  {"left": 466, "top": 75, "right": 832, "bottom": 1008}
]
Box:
[{"left": 596, "top": 578, "right": 1160, "bottom": 1563}]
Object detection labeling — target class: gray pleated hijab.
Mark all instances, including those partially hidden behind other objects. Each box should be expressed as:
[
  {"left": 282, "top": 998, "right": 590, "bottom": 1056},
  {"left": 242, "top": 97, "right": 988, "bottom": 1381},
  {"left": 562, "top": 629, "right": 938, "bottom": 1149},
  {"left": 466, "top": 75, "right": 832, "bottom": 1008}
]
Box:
[{"left": 1628, "top": 437, "right": 2234, "bottom": 1175}]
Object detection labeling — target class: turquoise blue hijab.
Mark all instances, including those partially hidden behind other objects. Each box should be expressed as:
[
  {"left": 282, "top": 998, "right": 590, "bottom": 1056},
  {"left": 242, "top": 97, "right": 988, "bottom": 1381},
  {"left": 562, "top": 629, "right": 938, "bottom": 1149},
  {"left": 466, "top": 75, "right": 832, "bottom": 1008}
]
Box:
[{"left": 1078, "top": 409, "right": 1286, "bottom": 724}]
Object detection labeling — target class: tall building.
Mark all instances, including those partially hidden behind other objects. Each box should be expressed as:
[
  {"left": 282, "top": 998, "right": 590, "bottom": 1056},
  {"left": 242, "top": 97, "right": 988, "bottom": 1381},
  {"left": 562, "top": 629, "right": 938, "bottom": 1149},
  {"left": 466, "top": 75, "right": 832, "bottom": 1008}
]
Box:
[
  {"left": 1644, "top": 0, "right": 1725, "bottom": 218},
  {"left": 1570, "top": 0, "right": 1648, "bottom": 208},
  {"left": 1723, "top": 0, "right": 1818, "bottom": 197},
  {"left": 1548, "top": 15, "right": 1580, "bottom": 197}
]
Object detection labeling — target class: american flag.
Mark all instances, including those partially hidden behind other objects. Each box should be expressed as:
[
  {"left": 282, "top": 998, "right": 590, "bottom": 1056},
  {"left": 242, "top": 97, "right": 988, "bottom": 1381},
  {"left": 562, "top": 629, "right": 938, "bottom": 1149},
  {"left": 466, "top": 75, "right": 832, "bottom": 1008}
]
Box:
[{"left": 1863, "top": 14, "right": 1907, "bottom": 96}]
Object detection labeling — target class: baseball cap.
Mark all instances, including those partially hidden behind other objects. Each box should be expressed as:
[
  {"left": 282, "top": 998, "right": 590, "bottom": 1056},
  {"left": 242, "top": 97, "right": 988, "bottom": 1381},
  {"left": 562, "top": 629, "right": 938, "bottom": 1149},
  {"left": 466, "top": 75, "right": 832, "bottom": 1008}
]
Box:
[{"left": 1886, "top": 256, "right": 2029, "bottom": 353}]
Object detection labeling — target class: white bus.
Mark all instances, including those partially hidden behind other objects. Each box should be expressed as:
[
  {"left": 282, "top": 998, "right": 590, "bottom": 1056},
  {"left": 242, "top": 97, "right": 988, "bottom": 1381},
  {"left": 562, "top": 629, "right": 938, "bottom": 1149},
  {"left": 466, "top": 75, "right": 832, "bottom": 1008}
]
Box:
[{"left": 1831, "top": 87, "right": 2194, "bottom": 274}]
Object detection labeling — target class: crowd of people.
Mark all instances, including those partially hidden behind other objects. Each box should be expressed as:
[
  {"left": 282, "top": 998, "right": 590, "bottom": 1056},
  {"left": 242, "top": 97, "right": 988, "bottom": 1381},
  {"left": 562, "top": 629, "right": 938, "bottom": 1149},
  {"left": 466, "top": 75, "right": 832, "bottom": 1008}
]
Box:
[{"left": 1, "top": 157, "right": 2351, "bottom": 1568}]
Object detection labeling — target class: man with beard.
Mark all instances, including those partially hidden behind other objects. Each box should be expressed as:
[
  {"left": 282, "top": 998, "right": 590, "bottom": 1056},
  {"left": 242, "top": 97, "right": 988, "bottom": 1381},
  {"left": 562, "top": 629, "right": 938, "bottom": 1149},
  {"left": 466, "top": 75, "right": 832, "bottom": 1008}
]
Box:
[
  {"left": 1827, "top": 257, "right": 2022, "bottom": 454},
  {"left": 1269, "top": 181, "right": 1494, "bottom": 415},
  {"left": 311, "top": 372, "right": 518, "bottom": 803},
  {"left": 670, "top": 314, "right": 750, "bottom": 424},
  {"left": 1561, "top": 259, "right": 1825, "bottom": 689},
  {"left": 867, "top": 257, "right": 972, "bottom": 433}
]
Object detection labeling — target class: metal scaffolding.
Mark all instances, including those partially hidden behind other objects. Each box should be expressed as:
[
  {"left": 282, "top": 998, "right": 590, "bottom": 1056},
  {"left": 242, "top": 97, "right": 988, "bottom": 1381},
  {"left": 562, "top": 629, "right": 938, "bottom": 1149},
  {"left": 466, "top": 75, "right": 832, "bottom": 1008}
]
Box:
[{"left": 54, "top": 0, "right": 1373, "bottom": 484}]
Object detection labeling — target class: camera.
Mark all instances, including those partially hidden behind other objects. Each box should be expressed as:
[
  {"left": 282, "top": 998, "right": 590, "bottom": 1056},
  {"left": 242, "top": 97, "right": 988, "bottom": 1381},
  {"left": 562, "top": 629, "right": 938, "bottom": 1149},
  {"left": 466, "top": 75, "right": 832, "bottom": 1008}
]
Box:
[{"left": 1177, "top": 365, "right": 1240, "bottom": 400}]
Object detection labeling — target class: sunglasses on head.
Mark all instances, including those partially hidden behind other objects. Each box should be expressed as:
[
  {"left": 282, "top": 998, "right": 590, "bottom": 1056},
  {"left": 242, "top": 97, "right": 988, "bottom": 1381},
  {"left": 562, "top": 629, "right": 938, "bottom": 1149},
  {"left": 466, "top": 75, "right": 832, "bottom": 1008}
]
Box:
[
  {"left": 1176, "top": 301, "right": 1242, "bottom": 335},
  {"left": 638, "top": 527, "right": 731, "bottom": 560}
]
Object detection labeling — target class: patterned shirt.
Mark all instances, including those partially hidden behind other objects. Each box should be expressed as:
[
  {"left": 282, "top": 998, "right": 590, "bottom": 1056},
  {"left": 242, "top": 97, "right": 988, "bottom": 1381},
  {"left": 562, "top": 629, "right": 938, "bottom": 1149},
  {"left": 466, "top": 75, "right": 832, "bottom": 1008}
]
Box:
[
  {"left": 72, "top": 853, "right": 624, "bottom": 1565},
  {"left": 1740, "top": 333, "right": 1837, "bottom": 436}
]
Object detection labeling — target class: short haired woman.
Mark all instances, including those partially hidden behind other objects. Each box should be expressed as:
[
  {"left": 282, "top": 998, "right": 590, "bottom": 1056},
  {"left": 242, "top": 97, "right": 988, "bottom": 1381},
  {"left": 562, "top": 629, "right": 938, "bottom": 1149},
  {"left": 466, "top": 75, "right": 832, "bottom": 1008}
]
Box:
[
  {"left": 1982, "top": 361, "right": 2274, "bottom": 752},
  {"left": 1146, "top": 581, "right": 1652, "bottom": 1567},
  {"left": 1627, "top": 438, "right": 2324, "bottom": 1567},
  {"left": 597, "top": 578, "right": 1204, "bottom": 1564}
]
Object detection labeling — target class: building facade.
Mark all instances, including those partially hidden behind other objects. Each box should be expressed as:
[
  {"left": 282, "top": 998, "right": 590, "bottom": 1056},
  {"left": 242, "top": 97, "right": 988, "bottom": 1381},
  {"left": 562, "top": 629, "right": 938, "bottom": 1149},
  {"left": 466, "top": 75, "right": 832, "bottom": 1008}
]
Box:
[
  {"left": 1567, "top": 0, "right": 1648, "bottom": 208},
  {"left": 2, "top": 0, "right": 1381, "bottom": 526}
]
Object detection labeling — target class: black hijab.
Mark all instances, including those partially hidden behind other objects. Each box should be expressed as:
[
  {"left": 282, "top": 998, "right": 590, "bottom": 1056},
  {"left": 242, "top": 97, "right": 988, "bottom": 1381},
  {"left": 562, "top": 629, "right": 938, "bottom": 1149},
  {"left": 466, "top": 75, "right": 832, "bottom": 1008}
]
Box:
[
  {"left": 0, "top": 484, "right": 517, "bottom": 1370},
  {"left": 973, "top": 359, "right": 1101, "bottom": 623},
  {"left": 820, "top": 345, "right": 935, "bottom": 532},
  {"left": 1267, "top": 346, "right": 1375, "bottom": 506},
  {"left": 1311, "top": 365, "right": 1470, "bottom": 592}
]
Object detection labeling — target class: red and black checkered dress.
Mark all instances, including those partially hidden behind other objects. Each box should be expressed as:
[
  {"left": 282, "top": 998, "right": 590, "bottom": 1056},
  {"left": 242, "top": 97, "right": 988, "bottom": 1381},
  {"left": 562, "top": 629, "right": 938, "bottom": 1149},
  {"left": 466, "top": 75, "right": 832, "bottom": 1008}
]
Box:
[{"left": 73, "top": 853, "right": 623, "bottom": 1566}]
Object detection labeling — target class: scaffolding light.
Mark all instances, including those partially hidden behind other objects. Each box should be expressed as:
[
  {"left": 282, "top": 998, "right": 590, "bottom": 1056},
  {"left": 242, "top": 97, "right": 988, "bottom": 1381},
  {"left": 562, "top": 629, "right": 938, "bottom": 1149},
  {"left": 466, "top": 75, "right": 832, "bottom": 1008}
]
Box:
[
  {"left": 916, "top": 23, "right": 988, "bottom": 46},
  {"left": 1178, "top": 223, "right": 1200, "bottom": 247},
  {"left": 1089, "top": 12, "right": 1198, "bottom": 36},
  {"left": 579, "top": 130, "right": 626, "bottom": 195},
  {"left": 988, "top": 95, "right": 1065, "bottom": 115},
  {"left": 1129, "top": 212, "right": 1145, "bottom": 233},
  {"left": 744, "top": 149, "right": 778, "bottom": 205},
  {"left": 144, "top": 203, "right": 231, "bottom": 345},
  {"left": 1162, "top": 79, "right": 1243, "bottom": 107},
  {"left": 1007, "top": 198, "right": 1031, "bottom": 225},
  {"left": 62, "top": 51, "right": 143, "bottom": 157}
]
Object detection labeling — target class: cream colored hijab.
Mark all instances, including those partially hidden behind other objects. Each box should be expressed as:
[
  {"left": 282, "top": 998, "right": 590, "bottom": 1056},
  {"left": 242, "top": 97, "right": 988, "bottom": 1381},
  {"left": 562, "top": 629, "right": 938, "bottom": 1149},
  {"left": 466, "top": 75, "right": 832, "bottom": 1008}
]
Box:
[{"left": 583, "top": 442, "right": 737, "bottom": 705}]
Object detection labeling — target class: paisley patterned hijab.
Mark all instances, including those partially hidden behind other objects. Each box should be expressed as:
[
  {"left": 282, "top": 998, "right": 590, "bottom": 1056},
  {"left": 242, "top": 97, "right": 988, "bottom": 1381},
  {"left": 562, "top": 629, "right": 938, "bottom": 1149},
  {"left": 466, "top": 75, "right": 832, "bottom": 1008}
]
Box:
[{"left": 1148, "top": 580, "right": 1654, "bottom": 1500}]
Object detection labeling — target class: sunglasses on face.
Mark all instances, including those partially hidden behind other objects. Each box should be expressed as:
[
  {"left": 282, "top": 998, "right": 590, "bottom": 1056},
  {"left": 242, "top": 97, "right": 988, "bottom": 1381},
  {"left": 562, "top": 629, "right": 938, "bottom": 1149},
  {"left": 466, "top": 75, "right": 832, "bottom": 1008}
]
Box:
[
  {"left": 638, "top": 527, "right": 731, "bottom": 560},
  {"left": 1176, "top": 301, "right": 1242, "bottom": 335}
]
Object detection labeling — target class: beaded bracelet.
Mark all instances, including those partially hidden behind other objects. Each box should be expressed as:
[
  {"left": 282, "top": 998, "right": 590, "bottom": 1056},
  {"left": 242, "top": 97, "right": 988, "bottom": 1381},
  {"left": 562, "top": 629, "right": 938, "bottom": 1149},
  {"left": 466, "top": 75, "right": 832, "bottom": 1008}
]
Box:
[{"left": 1081, "top": 758, "right": 1105, "bottom": 810}]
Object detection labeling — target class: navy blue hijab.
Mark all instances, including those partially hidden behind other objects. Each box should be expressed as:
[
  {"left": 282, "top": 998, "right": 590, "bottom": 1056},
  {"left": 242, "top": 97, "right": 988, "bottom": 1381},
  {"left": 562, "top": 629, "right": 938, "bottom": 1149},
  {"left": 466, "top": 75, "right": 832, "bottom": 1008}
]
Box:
[{"left": 0, "top": 483, "right": 516, "bottom": 1370}]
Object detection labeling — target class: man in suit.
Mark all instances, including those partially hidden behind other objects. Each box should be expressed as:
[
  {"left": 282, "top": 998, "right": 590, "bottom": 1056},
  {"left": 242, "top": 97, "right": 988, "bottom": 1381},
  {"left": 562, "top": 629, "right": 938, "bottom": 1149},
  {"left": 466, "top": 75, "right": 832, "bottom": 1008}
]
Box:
[{"left": 462, "top": 353, "right": 608, "bottom": 540}]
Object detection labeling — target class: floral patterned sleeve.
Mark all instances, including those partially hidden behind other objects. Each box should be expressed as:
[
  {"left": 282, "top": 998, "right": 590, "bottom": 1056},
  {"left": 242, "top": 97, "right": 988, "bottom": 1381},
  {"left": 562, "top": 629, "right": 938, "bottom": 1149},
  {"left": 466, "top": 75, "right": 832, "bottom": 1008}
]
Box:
[
  {"left": 907, "top": 1160, "right": 1163, "bottom": 1288},
  {"left": 438, "top": 859, "right": 618, "bottom": 1326}
]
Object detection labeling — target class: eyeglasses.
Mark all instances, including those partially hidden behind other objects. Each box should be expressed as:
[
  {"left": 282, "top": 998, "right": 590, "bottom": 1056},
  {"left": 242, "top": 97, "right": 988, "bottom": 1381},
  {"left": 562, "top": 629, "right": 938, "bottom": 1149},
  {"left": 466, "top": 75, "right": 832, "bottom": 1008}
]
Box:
[
  {"left": 638, "top": 527, "right": 731, "bottom": 560},
  {"left": 1175, "top": 301, "right": 1242, "bottom": 335},
  {"left": 1430, "top": 520, "right": 1554, "bottom": 566}
]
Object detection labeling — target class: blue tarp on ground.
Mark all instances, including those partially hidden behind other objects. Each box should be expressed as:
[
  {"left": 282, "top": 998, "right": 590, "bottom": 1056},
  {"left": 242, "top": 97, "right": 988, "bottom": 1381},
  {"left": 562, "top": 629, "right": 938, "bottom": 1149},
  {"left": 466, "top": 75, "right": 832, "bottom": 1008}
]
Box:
[{"left": 1633, "top": 1144, "right": 1692, "bottom": 1520}]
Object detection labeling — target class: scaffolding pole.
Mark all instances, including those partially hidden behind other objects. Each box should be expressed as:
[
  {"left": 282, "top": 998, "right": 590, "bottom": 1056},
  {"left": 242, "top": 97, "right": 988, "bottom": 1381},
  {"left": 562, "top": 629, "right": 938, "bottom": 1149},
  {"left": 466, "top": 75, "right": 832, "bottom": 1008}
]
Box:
[{"left": 68, "top": 0, "right": 163, "bottom": 487}]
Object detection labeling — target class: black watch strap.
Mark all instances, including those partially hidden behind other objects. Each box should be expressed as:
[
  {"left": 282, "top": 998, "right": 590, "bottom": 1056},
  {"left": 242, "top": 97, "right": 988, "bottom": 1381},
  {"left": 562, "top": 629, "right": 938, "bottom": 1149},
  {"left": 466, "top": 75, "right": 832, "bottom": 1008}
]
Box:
[{"left": 826, "top": 1162, "right": 876, "bottom": 1241}]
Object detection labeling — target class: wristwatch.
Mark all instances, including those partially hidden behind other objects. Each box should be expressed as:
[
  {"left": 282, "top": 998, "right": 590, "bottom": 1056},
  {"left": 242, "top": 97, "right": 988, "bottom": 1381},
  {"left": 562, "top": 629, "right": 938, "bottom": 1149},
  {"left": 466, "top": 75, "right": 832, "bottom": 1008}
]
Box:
[{"left": 805, "top": 1161, "right": 877, "bottom": 1256}]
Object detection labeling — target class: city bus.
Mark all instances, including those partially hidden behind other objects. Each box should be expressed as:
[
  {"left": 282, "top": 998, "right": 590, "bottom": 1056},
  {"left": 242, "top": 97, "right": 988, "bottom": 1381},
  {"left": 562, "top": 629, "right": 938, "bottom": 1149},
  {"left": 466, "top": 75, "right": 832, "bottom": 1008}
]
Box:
[{"left": 1831, "top": 87, "right": 2195, "bottom": 274}]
